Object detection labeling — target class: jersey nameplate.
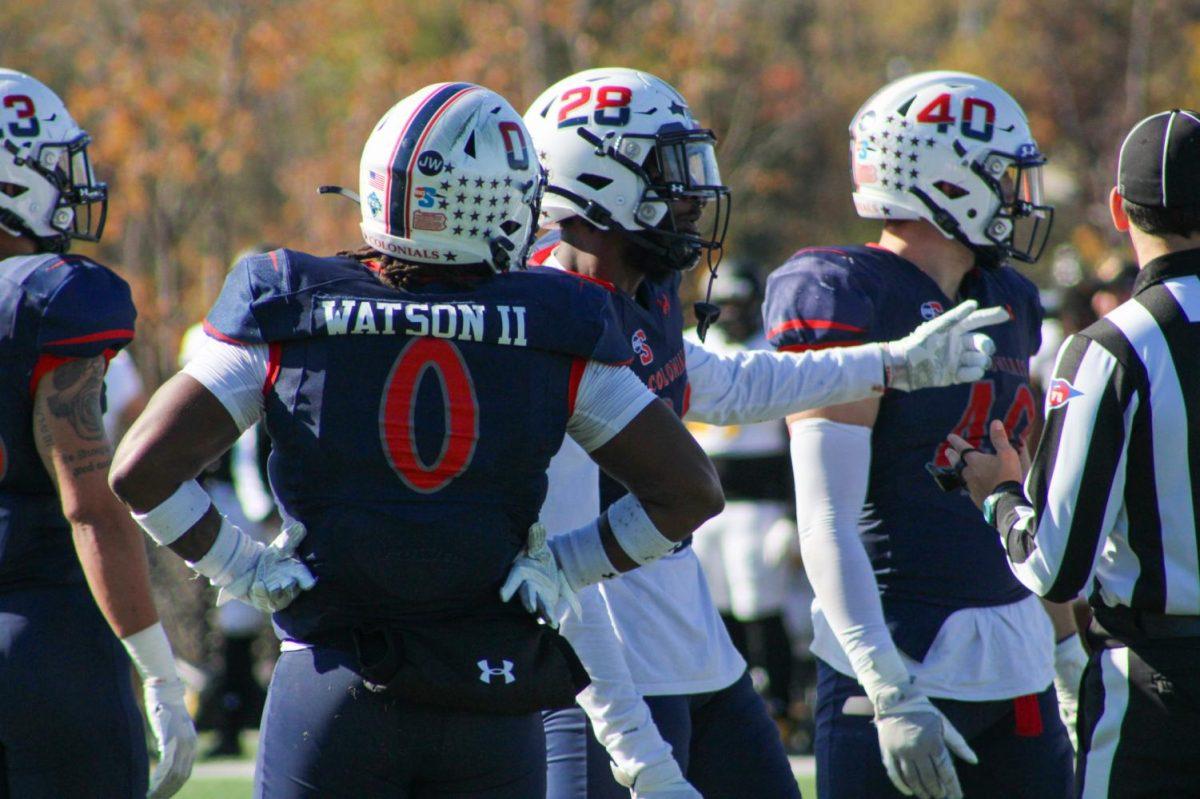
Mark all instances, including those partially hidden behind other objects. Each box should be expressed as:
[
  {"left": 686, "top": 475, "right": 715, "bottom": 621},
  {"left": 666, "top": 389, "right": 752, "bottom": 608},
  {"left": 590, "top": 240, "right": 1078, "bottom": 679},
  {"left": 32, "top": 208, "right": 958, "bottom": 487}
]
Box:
[{"left": 317, "top": 297, "right": 528, "bottom": 347}]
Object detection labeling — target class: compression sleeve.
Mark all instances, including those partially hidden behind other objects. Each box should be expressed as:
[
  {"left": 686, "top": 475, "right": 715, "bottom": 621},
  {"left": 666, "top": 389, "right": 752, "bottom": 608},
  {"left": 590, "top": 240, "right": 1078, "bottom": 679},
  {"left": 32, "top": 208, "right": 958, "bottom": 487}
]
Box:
[
  {"left": 566, "top": 361, "right": 657, "bottom": 452},
  {"left": 790, "top": 418, "right": 909, "bottom": 700},
  {"left": 180, "top": 337, "right": 268, "bottom": 433},
  {"left": 561, "top": 586, "right": 681, "bottom": 780},
  {"left": 682, "top": 339, "right": 885, "bottom": 425}
]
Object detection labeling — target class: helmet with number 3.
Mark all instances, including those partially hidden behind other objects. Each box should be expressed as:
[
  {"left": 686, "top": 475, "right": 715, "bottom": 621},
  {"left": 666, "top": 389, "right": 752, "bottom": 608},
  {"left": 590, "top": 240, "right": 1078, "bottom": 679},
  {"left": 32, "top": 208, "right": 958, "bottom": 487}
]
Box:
[
  {"left": 524, "top": 68, "right": 729, "bottom": 272},
  {"left": 359, "top": 82, "right": 544, "bottom": 272},
  {"left": 850, "top": 70, "right": 1053, "bottom": 265},
  {"left": 0, "top": 69, "right": 107, "bottom": 253}
]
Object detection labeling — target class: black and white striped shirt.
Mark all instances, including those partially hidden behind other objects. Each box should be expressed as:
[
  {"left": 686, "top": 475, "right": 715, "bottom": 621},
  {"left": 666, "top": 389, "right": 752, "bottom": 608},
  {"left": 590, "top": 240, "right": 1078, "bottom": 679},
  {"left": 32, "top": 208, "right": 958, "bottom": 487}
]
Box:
[{"left": 993, "top": 248, "right": 1200, "bottom": 611}]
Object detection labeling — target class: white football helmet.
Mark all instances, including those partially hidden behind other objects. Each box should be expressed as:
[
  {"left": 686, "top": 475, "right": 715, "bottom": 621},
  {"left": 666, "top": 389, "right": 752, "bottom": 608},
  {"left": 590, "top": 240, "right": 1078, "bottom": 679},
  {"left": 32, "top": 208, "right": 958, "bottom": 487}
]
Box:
[
  {"left": 850, "top": 70, "right": 1053, "bottom": 264},
  {"left": 0, "top": 69, "right": 107, "bottom": 253},
  {"left": 359, "top": 83, "right": 544, "bottom": 272},
  {"left": 524, "top": 67, "right": 729, "bottom": 272}
]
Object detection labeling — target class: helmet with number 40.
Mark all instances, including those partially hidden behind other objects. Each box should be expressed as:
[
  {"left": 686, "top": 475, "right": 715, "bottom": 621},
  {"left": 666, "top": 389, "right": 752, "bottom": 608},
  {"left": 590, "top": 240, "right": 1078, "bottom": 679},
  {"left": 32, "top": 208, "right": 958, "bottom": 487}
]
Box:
[
  {"left": 524, "top": 68, "right": 729, "bottom": 272},
  {"left": 850, "top": 70, "right": 1053, "bottom": 265},
  {"left": 0, "top": 69, "right": 107, "bottom": 253}
]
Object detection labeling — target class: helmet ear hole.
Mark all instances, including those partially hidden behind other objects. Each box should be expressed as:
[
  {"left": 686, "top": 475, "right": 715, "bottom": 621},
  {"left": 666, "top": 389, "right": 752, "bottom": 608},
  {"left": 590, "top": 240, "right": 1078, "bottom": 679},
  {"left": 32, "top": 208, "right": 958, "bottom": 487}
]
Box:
[
  {"left": 577, "top": 173, "right": 613, "bottom": 190},
  {"left": 934, "top": 180, "right": 969, "bottom": 200},
  {"left": 0, "top": 183, "right": 28, "bottom": 198}
]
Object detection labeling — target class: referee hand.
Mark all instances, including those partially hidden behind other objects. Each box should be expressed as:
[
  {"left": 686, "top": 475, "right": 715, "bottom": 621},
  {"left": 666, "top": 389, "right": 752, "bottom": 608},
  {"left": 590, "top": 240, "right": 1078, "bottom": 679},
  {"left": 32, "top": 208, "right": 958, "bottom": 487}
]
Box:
[{"left": 946, "top": 420, "right": 1024, "bottom": 507}]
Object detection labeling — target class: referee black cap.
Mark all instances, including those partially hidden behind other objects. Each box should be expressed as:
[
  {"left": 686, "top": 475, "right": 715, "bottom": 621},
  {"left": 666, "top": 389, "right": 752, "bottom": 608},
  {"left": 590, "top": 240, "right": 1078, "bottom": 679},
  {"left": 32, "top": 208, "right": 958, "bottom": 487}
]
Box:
[{"left": 1118, "top": 109, "right": 1200, "bottom": 208}]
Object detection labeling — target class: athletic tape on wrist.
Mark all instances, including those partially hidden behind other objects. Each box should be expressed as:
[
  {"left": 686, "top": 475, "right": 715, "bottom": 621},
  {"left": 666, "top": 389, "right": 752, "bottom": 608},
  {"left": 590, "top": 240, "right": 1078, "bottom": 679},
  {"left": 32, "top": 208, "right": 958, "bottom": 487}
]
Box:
[
  {"left": 120, "top": 621, "right": 179, "bottom": 683},
  {"left": 607, "top": 493, "right": 675, "bottom": 565},
  {"left": 132, "top": 480, "right": 211, "bottom": 546},
  {"left": 548, "top": 518, "right": 615, "bottom": 592},
  {"left": 187, "top": 516, "right": 256, "bottom": 587}
]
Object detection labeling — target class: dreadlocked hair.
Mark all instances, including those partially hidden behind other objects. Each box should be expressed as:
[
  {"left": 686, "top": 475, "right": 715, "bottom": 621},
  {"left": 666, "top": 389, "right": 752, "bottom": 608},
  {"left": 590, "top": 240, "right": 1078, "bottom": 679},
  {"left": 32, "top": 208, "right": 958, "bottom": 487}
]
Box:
[{"left": 336, "top": 245, "right": 493, "bottom": 290}]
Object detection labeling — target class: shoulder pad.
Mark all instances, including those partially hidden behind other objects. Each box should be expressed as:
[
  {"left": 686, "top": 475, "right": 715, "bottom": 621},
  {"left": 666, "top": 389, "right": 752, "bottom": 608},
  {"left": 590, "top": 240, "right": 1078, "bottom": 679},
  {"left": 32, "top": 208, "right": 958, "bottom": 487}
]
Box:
[
  {"left": 35, "top": 256, "right": 136, "bottom": 357},
  {"left": 205, "top": 249, "right": 369, "bottom": 344},
  {"left": 763, "top": 247, "right": 880, "bottom": 351},
  {"left": 509, "top": 267, "right": 630, "bottom": 364}
]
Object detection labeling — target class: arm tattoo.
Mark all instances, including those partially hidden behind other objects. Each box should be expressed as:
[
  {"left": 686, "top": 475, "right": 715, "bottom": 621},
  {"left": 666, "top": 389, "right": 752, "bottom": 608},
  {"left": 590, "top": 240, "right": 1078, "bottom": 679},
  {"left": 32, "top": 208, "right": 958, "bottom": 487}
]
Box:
[{"left": 46, "top": 359, "right": 106, "bottom": 442}]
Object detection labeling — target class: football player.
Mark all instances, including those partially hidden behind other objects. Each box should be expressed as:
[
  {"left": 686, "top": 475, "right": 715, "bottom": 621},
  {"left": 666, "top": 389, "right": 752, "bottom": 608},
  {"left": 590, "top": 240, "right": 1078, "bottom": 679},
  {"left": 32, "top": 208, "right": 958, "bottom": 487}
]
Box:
[
  {"left": 0, "top": 69, "right": 196, "bottom": 797},
  {"left": 109, "top": 82, "right": 727, "bottom": 798},
  {"left": 518, "top": 67, "right": 1009, "bottom": 799},
  {"left": 764, "top": 71, "right": 1080, "bottom": 799}
]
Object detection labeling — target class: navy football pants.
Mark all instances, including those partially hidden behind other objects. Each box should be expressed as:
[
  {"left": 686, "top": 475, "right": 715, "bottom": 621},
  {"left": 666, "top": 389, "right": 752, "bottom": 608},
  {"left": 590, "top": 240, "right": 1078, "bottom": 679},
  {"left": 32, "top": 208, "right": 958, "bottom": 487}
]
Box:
[
  {"left": 0, "top": 584, "right": 147, "bottom": 799},
  {"left": 544, "top": 670, "right": 800, "bottom": 798},
  {"left": 255, "top": 646, "right": 546, "bottom": 798},
  {"left": 815, "top": 659, "right": 1074, "bottom": 799}
]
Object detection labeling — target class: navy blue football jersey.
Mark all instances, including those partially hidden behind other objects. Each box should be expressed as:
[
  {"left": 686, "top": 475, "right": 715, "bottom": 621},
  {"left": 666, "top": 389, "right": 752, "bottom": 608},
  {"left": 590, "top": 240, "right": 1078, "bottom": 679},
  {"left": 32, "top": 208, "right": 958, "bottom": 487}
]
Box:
[
  {"left": 0, "top": 254, "right": 136, "bottom": 590},
  {"left": 529, "top": 242, "right": 689, "bottom": 509},
  {"left": 764, "top": 245, "right": 1043, "bottom": 660},
  {"left": 204, "top": 249, "right": 629, "bottom": 643}
]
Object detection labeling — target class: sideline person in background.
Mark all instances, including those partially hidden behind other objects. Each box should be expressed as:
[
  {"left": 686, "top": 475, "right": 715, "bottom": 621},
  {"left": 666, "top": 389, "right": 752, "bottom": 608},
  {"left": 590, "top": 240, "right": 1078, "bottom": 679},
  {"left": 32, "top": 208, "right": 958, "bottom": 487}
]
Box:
[{"left": 951, "top": 107, "right": 1200, "bottom": 799}]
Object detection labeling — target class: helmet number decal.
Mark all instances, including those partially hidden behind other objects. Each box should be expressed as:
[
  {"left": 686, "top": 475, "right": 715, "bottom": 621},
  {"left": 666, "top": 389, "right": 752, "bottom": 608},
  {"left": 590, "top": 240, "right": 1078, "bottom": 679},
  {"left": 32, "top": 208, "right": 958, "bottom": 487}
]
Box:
[
  {"left": 915, "top": 93, "right": 996, "bottom": 143},
  {"left": 556, "top": 85, "right": 632, "bottom": 129},
  {"left": 379, "top": 337, "right": 480, "bottom": 494},
  {"left": 3, "top": 95, "right": 40, "bottom": 138},
  {"left": 498, "top": 121, "right": 530, "bottom": 170}
]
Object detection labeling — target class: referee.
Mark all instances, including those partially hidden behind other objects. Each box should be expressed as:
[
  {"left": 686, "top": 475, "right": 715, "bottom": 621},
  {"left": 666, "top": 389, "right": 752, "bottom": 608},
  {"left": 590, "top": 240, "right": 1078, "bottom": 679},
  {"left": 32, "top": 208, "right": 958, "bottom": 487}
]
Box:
[{"left": 948, "top": 108, "right": 1200, "bottom": 798}]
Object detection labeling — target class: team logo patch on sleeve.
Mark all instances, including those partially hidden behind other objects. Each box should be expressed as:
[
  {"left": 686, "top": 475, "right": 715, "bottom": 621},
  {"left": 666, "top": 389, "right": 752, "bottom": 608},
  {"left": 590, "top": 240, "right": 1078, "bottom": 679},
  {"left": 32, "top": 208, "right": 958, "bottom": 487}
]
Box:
[
  {"left": 631, "top": 329, "right": 654, "bottom": 366},
  {"left": 920, "top": 300, "right": 944, "bottom": 320},
  {"left": 1047, "top": 378, "right": 1083, "bottom": 409}
]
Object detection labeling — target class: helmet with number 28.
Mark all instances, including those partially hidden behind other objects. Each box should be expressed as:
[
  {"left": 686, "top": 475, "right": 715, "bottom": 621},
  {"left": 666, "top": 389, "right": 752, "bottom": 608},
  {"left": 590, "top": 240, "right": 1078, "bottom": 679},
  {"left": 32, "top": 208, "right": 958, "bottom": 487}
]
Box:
[
  {"left": 0, "top": 69, "right": 107, "bottom": 253},
  {"left": 359, "top": 83, "right": 544, "bottom": 272},
  {"left": 524, "top": 68, "right": 729, "bottom": 272},
  {"left": 850, "top": 70, "right": 1053, "bottom": 265}
]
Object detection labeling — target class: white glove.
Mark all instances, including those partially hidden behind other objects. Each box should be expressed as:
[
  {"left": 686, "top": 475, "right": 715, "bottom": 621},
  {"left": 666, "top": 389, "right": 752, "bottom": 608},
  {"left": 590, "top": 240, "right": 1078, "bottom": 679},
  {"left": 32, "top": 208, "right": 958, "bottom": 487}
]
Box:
[
  {"left": 121, "top": 623, "right": 197, "bottom": 799},
  {"left": 1053, "top": 634, "right": 1088, "bottom": 751},
  {"left": 881, "top": 300, "right": 1009, "bottom": 391},
  {"left": 189, "top": 519, "right": 316, "bottom": 613},
  {"left": 144, "top": 677, "right": 199, "bottom": 798},
  {"left": 611, "top": 757, "right": 702, "bottom": 799},
  {"left": 874, "top": 686, "right": 978, "bottom": 799},
  {"left": 500, "top": 522, "right": 581, "bottom": 628}
]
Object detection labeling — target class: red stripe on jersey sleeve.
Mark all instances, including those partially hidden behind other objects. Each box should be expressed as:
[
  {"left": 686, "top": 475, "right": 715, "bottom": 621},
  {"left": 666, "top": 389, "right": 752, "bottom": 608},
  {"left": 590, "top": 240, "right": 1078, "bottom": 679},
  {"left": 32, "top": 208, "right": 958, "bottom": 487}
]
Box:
[
  {"left": 766, "top": 318, "right": 866, "bottom": 340},
  {"left": 264, "top": 343, "right": 282, "bottom": 396},
  {"left": 41, "top": 328, "right": 134, "bottom": 348},
  {"left": 777, "top": 340, "right": 864, "bottom": 352}
]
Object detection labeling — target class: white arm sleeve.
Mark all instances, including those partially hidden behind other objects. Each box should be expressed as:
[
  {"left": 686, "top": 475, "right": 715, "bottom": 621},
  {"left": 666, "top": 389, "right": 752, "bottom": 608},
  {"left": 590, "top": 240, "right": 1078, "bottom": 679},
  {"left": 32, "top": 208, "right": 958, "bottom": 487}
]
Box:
[
  {"left": 561, "top": 586, "right": 680, "bottom": 778},
  {"left": 790, "top": 418, "right": 908, "bottom": 701},
  {"left": 180, "top": 337, "right": 268, "bottom": 433},
  {"left": 566, "top": 361, "right": 657, "bottom": 452},
  {"left": 683, "top": 339, "right": 885, "bottom": 425}
]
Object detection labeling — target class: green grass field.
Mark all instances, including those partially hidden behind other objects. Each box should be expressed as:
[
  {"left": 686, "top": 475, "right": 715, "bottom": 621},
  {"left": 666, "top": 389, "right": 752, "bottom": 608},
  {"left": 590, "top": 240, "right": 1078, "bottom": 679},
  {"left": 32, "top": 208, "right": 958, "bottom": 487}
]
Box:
[
  {"left": 177, "top": 776, "right": 819, "bottom": 798},
  {"left": 175, "top": 734, "right": 818, "bottom": 797}
]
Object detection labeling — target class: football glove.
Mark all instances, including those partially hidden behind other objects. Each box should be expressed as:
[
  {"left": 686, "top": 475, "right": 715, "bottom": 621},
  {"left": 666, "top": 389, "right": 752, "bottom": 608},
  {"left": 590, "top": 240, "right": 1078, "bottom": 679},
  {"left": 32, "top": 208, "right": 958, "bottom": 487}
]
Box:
[
  {"left": 1053, "top": 634, "right": 1088, "bottom": 751},
  {"left": 611, "top": 757, "right": 701, "bottom": 799},
  {"left": 190, "top": 519, "right": 316, "bottom": 613},
  {"left": 144, "top": 676, "right": 198, "bottom": 798},
  {"left": 874, "top": 685, "right": 977, "bottom": 799},
  {"left": 882, "top": 300, "right": 1009, "bottom": 392},
  {"left": 500, "top": 522, "right": 581, "bottom": 628}
]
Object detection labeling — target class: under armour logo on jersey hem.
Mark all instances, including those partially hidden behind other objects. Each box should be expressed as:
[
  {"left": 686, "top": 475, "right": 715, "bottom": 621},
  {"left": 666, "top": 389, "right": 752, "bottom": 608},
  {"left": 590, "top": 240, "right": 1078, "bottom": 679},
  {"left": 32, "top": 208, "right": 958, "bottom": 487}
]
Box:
[{"left": 478, "top": 659, "right": 516, "bottom": 684}]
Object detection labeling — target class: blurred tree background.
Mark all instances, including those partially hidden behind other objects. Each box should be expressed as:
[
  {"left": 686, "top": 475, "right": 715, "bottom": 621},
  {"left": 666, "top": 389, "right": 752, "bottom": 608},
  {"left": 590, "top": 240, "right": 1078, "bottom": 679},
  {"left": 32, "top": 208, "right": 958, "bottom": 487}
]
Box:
[{"left": 3, "top": 0, "right": 1198, "bottom": 379}]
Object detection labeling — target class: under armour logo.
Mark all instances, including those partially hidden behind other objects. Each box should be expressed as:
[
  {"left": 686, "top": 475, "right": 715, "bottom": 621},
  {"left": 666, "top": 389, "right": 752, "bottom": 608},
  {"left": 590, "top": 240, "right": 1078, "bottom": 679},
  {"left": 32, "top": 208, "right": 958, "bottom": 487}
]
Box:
[{"left": 478, "top": 659, "right": 516, "bottom": 685}]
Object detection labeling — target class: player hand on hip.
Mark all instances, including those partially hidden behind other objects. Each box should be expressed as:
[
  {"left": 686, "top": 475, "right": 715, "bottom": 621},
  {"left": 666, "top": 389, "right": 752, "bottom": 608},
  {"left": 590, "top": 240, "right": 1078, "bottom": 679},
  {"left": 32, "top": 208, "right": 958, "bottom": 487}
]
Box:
[
  {"left": 611, "top": 757, "right": 702, "bottom": 799},
  {"left": 212, "top": 520, "right": 317, "bottom": 613},
  {"left": 882, "top": 300, "right": 1010, "bottom": 391},
  {"left": 500, "top": 522, "right": 581, "bottom": 628},
  {"left": 144, "top": 676, "right": 198, "bottom": 798},
  {"left": 874, "top": 685, "right": 977, "bottom": 799}
]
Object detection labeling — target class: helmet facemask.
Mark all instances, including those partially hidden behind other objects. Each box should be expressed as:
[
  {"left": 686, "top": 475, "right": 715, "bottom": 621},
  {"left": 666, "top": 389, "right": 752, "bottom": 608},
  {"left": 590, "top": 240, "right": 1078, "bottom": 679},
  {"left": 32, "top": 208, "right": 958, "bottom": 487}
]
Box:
[
  {"left": 972, "top": 150, "right": 1053, "bottom": 264},
  {"left": 0, "top": 130, "right": 107, "bottom": 253}
]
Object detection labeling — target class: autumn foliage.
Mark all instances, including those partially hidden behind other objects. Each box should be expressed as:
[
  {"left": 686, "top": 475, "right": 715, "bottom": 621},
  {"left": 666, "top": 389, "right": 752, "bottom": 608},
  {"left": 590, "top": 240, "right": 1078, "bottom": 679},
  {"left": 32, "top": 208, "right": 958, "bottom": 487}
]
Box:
[{"left": 3, "top": 0, "right": 1197, "bottom": 378}]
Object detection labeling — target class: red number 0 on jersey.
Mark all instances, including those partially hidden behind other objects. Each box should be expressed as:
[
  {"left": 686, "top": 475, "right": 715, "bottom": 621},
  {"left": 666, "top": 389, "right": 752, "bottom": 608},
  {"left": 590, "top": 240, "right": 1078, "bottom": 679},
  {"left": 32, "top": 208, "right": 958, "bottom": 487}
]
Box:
[{"left": 379, "top": 337, "right": 479, "bottom": 493}]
